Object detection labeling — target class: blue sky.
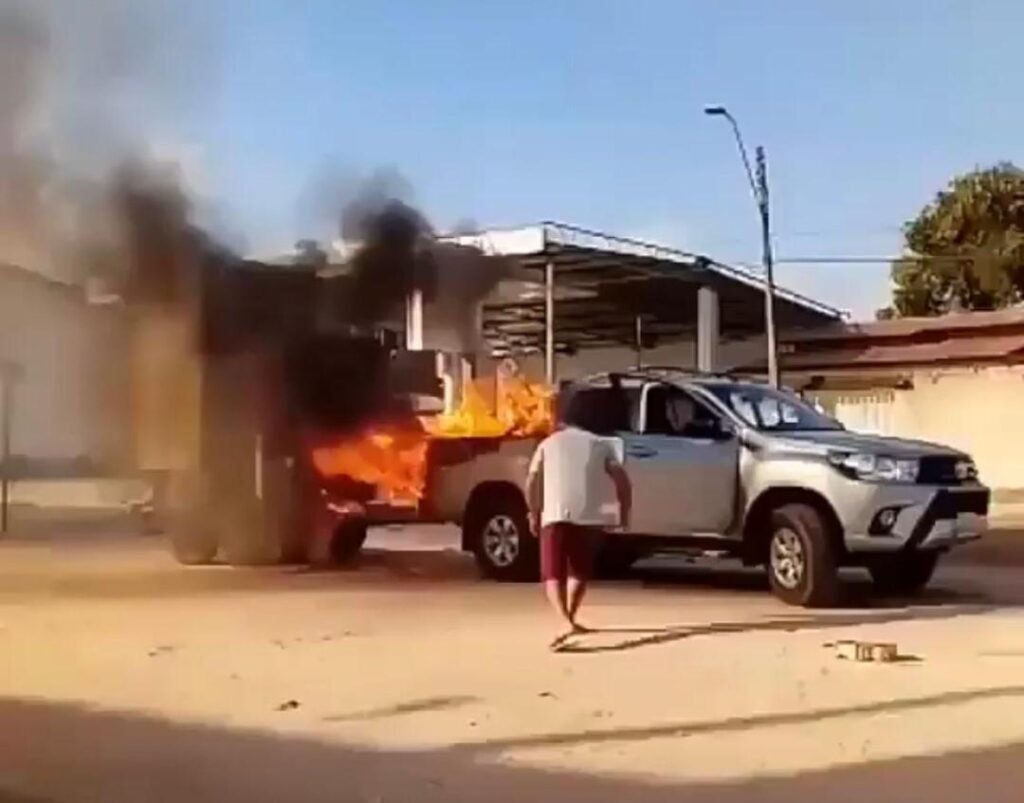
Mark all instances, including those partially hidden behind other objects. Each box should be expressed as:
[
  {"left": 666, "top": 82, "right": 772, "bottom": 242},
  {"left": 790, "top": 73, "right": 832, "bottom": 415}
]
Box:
[{"left": 175, "top": 0, "right": 1024, "bottom": 317}]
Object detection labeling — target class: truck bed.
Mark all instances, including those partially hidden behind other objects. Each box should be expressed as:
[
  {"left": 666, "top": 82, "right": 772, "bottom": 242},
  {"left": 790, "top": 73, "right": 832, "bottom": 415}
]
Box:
[
  {"left": 320, "top": 436, "right": 540, "bottom": 527},
  {"left": 422, "top": 436, "right": 540, "bottom": 523}
]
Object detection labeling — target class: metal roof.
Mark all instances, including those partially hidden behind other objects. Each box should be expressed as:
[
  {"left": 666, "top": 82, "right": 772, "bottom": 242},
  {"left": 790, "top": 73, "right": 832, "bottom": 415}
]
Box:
[
  {"left": 737, "top": 309, "right": 1024, "bottom": 374},
  {"left": 789, "top": 305, "right": 1024, "bottom": 343},
  {"left": 443, "top": 222, "right": 843, "bottom": 357}
]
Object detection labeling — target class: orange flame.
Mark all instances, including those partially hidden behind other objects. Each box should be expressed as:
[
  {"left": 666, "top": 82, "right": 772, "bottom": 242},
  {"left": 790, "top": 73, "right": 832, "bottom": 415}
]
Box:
[
  {"left": 311, "top": 424, "right": 428, "bottom": 503},
  {"left": 311, "top": 374, "right": 553, "bottom": 503},
  {"left": 424, "top": 375, "right": 553, "bottom": 439}
]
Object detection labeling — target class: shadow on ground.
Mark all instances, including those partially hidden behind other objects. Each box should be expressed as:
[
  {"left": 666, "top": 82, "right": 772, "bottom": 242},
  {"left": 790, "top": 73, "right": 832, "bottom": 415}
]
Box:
[
  {"left": 4, "top": 523, "right": 1024, "bottom": 615},
  {"left": 0, "top": 542, "right": 481, "bottom": 602},
  {"left": 0, "top": 695, "right": 1021, "bottom": 802},
  {"left": 452, "top": 684, "right": 1024, "bottom": 752},
  {"left": 953, "top": 528, "right": 1024, "bottom": 567},
  {"left": 323, "top": 695, "right": 480, "bottom": 723},
  {"left": 633, "top": 561, "right": 998, "bottom": 606},
  {"left": 554, "top": 598, "right": 997, "bottom": 653}
]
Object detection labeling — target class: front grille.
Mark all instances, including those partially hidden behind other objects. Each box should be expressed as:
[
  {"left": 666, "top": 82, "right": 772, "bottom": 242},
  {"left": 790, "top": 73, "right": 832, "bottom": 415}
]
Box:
[
  {"left": 933, "top": 490, "right": 990, "bottom": 519},
  {"left": 918, "top": 455, "right": 963, "bottom": 486}
]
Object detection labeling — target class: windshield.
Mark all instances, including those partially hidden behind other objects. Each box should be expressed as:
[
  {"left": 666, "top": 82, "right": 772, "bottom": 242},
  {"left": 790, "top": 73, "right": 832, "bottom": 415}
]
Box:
[{"left": 703, "top": 383, "right": 843, "bottom": 432}]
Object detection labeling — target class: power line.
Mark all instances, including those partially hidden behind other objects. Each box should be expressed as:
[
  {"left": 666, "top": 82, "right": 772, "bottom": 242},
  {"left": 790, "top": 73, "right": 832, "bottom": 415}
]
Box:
[
  {"left": 775, "top": 227, "right": 904, "bottom": 240},
  {"left": 735, "top": 256, "right": 974, "bottom": 272},
  {"left": 775, "top": 256, "right": 977, "bottom": 265}
]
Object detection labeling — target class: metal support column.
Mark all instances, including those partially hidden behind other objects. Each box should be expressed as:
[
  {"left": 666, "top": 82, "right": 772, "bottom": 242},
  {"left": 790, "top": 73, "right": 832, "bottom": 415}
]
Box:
[
  {"left": 544, "top": 260, "right": 555, "bottom": 385},
  {"left": 634, "top": 315, "right": 644, "bottom": 369},
  {"left": 0, "top": 362, "right": 18, "bottom": 534},
  {"left": 405, "top": 289, "right": 424, "bottom": 350},
  {"left": 697, "top": 285, "right": 720, "bottom": 373}
]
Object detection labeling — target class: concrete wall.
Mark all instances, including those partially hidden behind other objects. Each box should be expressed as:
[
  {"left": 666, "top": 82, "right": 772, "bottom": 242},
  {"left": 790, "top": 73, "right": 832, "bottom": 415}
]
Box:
[
  {"left": 809, "top": 366, "right": 1024, "bottom": 492},
  {"left": 0, "top": 270, "right": 129, "bottom": 470}
]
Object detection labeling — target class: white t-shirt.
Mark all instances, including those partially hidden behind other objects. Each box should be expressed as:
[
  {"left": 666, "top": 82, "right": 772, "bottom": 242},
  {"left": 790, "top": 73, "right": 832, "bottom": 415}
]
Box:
[{"left": 526, "top": 426, "right": 623, "bottom": 527}]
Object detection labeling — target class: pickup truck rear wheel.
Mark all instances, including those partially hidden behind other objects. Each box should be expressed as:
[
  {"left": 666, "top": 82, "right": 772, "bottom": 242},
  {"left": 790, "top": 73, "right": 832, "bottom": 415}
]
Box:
[
  {"left": 465, "top": 492, "right": 538, "bottom": 582},
  {"left": 869, "top": 552, "right": 939, "bottom": 596},
  {"left": 767, "top": 503, "right": 841, "bottom": 607},
  {"left": 329, "top": 517, "right": 368, "bottom": 565}
]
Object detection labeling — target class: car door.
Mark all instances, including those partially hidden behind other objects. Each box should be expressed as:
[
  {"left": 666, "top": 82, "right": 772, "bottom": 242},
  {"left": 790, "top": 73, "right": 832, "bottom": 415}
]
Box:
[
  {"left": 622, "top": 382, "right": 740, "bottom": 536},
  {"left": 558, "top": 384, "right": 636, "bottom": 524}
]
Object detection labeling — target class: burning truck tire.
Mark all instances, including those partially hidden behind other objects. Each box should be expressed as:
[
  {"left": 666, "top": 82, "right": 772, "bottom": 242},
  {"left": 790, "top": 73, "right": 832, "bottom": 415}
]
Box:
[
  {"left": 305, "top": 517, "right": 368, "bottom": 567},
  {"left": 329, "top": 517, "right": 369, "bottom": 564}
]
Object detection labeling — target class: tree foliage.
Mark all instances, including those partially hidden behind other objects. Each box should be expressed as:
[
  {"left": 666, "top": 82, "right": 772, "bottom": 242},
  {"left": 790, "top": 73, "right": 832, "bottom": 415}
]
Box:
[{"left": 890, "top": 163, "right": 1024, "bottom": 316}]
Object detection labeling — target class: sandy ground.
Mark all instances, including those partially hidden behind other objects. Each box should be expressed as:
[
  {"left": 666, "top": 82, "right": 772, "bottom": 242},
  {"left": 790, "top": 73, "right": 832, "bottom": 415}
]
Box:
[{"left": 3, "top": 520, "right": 1024, "bottom": 802}]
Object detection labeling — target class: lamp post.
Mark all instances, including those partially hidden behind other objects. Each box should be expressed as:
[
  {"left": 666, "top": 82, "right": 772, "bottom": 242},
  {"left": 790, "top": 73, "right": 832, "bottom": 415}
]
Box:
[{"left": 704, "top": 106, "right": 780, "bottom": 387}]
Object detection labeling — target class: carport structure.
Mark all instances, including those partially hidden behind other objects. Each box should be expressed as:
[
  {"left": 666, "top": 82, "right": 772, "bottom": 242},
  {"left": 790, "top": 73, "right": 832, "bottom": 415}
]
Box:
[{"left": 445, "top": 222, "right": 843, "bottom": 382}]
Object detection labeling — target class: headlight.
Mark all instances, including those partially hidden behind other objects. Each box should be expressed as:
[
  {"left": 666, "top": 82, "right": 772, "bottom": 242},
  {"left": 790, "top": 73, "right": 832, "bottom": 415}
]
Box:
[
  {"left": 828, "top": 452, "right": 919, "bottom": 483},
  {"left": 955, "top": 459, "right": 978, "bottom": 482}
]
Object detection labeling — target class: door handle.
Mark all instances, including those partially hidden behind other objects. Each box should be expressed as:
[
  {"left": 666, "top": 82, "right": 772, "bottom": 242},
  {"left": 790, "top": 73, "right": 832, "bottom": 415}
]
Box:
[{"left": 627, "top": 446, "right": 657, "bottom": 459}]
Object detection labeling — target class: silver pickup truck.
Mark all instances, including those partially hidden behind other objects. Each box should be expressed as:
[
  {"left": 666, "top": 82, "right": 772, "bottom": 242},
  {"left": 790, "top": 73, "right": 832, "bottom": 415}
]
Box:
[{"left": 425, "top": 368, "right": 990, "bottom": 607}]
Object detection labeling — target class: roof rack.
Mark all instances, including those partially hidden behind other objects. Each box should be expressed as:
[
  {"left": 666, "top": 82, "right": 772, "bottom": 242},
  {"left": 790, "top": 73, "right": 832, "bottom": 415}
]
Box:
[
  {"left": 634, "top": 365, "right": 741, "bottom": 380},
  {"left": 577, "top": 366, "right": 750, "bottom": 386}
]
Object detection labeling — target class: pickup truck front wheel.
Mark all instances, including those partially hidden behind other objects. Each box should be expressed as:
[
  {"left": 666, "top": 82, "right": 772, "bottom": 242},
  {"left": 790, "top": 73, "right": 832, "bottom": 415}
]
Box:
[
  {"left": 767, "top": 503, "right": 841, "bottom": 607},
  {"left": 465, "top": 491, "right": 538, "bottom": 582}
]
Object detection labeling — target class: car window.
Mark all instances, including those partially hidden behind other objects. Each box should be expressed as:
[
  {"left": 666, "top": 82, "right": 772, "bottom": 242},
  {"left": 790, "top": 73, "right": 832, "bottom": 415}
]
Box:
[
  {"left": 558, "top": 386, "right": 634, "bottom": 434},
  {"left": 644, "top": 385, "right": 718, "bottom": 437},
  {"left": 703, "top": 383, "right": 842, "bottom": 432},
  {"left": 742, "top": 392, "right": 816, "bottom": 429}
]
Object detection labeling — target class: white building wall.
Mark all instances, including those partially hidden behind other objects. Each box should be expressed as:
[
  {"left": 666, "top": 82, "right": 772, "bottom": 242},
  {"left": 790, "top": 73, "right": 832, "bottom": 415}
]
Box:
[
  {"left": 809, "top": 367, "right": 1024, "bottom": 492},
  {"left": 0, "top": 271, "right": 129, "bottom": 469}
]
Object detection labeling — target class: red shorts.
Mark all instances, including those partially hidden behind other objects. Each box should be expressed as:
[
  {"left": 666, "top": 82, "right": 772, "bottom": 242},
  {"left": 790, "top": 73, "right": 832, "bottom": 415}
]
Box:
[{"left": 540, "top": 522, "right": 598, "bottom": 582}]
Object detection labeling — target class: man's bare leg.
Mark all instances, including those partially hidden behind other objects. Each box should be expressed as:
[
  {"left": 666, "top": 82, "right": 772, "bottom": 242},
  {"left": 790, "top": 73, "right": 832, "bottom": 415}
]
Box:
[
  {"left": 544, "top": 579, "right": 575, "bottom": 648},
  {"left": 567, "top": 576, "right": 590, "bottom": 631}
]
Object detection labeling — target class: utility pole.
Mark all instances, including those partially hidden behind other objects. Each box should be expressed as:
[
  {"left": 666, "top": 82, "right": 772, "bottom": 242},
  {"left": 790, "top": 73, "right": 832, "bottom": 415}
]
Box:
[
  {"left": 544, "top": 260, "right": 556, "bottom": 385},
  {"left": 705, "top": 106, "right": 781, "bottom": 387},
  {"left": 755, "top": 146, "right": 780, "bottom": 387}
]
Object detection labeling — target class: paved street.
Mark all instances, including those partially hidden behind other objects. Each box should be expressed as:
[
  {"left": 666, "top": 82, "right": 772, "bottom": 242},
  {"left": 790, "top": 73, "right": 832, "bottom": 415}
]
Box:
[{"left": 3, "top": 521, "right": 1024, "bottom": 801}]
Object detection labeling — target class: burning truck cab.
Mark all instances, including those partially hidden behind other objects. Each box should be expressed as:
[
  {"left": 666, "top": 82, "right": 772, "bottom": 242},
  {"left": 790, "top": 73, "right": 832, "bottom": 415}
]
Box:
[{"left": 131, "top": 229, "right": 552, "bottom": 567}]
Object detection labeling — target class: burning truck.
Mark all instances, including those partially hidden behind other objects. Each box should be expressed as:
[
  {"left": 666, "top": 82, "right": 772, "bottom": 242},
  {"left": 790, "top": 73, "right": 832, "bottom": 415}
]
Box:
[
  {"left": 130, "top": 204, "right": 554, "bottom": 570},
  {"left": 310, "top": 369, "right": 553, "bottom": 566}
]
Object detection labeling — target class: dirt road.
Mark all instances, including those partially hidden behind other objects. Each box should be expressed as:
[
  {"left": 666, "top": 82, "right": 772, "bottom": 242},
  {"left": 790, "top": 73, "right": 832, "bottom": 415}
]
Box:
[{"left": 2, "top": 522, "right": 1024, "bottom": 801}]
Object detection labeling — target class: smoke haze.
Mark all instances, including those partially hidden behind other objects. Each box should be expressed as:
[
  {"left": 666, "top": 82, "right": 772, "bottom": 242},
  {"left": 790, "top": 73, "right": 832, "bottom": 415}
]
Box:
[{"left": 0, "top": 0, "right": 218, "bottom": 281}]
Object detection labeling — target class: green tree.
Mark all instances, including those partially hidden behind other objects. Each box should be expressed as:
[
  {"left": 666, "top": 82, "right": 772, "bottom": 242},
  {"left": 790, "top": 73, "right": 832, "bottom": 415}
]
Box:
[{"left": 890, "top": 163, "right": 1024, "bottom": 316}]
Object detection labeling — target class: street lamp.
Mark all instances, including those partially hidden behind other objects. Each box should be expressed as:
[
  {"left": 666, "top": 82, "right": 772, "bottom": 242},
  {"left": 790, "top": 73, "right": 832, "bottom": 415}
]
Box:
[{"left": 704, "top": 105, "right": 780, "bottom": 387}]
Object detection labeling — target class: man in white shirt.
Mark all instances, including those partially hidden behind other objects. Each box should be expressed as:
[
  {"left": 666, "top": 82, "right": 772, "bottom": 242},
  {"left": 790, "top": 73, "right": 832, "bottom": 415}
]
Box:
[{"left": 525, "top": 391, "right": 632, "bottom": 649}]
